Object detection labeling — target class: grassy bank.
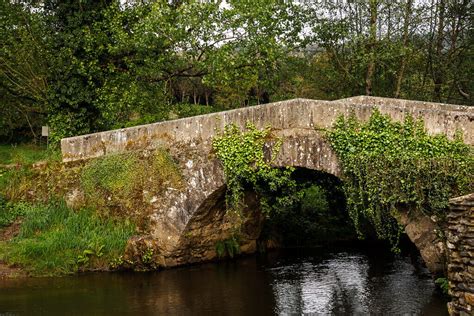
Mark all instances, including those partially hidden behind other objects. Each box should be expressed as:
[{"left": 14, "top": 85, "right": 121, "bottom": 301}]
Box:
[
  {"left": 0, "top": 147, "right": 183, "bottom": 276},
  {"left": 0, "top": 200, "right": 135, "bottom": 276},
  {"left": 0, "top": 144, "right": 49, "bottom": 165}
]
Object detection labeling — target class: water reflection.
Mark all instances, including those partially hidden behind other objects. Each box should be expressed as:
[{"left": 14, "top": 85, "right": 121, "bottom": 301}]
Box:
[
  {"left": 268, "top": 247, "right": 447, "bottom": 315},
  {"left": 0, "top": 244, "right": 447, "bottom": 315}
]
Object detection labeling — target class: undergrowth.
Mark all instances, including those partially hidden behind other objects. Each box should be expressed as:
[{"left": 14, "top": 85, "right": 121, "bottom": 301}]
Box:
[
  {"left": 0, "top": 147, "right": 61, "bottom": 201},
  {"left": 0, "top": 198, "right": 30, "bottom": 227},
  {"left": 215, "top": 235, "right": 240, "bottom": 258},
  {"left": 212, "top": 122, "right": 301, "bottom": 254},
  {"left": 0, "top": 200, "right": 135, "bottom": 276}
]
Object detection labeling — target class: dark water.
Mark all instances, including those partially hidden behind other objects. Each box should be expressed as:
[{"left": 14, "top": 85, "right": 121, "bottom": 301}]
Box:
[{"left": 0, "top": 244, "right": 447, "bottom": 315}]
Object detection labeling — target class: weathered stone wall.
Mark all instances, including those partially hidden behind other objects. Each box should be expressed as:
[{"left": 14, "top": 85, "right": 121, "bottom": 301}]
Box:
[
  {"left": 61, "top": 96, "right": 473, "bottom": 163},
  {"left": 59, "top": 96, "right": 474, "bottom": 272},
  {"left": 447, "top": 193, "right": 474, "bottom": 316}
]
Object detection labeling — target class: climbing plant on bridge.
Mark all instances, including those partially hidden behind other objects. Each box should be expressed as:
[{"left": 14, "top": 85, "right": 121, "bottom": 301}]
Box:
[
  {"left": 327, "top": 110, "right": 473, "bottom": 249},
  {"left": 212, "top": 122, "right": 300, "bottom": 220}
]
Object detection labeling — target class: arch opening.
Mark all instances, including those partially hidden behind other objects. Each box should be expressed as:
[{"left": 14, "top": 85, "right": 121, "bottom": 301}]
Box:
[{"left": 176, "top": 167, "right": 442, "bottom": 277}]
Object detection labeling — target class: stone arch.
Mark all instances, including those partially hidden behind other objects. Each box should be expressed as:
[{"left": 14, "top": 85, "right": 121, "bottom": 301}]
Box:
[
  {"left": 173, "top": 185, "right": 265, "bottom": 265},
  {"left": 172, "top": 160, "right": 344, "bottom": 264},
  {"left": 169, "top": 138, "right": 445, "bottom": 275},
  {"left": 62, "top": 97, "right": 472, "bottom": 273}
]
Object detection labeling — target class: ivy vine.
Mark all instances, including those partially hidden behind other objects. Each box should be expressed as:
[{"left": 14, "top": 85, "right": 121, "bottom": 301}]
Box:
[
  {"left": 327, "top": 110, "right": 473, "bottom": 248},
  {"left": 212, "top": 122, "right": 300, "bottom": 218}
]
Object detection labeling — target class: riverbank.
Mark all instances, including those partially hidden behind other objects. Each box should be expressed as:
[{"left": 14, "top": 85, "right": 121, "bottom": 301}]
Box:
[{"left": 0, "top": 200, "right": 135, "bottom": 277}]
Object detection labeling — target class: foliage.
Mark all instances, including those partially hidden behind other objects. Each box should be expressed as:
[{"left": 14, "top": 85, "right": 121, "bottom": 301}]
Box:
[
  {"left": 76, "top": 244, "right": 104, "bottom": 266},
  {"left": 141, "top": 247, "right": 154, "bottom": 265},
  {"left": 0, "top": 199, "right": 30, "bottom": 227},
  {"left": 117, "top": 103, "right": 219, "bottom": 129},
  {"left": 212, "top": 122, "right": 300, "bottom": 218},
  {"left": 327, "top": 110, "right": 473, "bottom": 248},
  {"left": 0, "top": 0, "right": 48, "bottom": 142},
  {"left": 81, "top": 149, "right": 183, "bottom": 226},
  {"left": 39, "top": 0, "right": 305, "bottom": 143},
  {"left": 43, "top": 0, "right": 115, "bottom": 143},
  {"left": 0, "top": 200, "right": 135, "bottom": 276},
  {"left": 2, "top": 1, "right": 473, "bottom": 143},
  {"left": 435, "top": 277, "right": 449, "bottom": 295},
  {"left": 266, "top": 171, "right": 355, "bottom": 246},
  {"left": 215, "top": 236, "right": 241, "bottom": 259}
]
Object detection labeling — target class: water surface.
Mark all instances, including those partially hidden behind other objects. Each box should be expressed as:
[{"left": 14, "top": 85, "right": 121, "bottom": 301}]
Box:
[{"left": 0, "top": 244, "right": 447, "bottom": 315}]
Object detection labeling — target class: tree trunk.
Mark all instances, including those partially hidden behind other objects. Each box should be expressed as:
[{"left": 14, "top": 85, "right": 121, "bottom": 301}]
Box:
[
  {"left": 365, "top": 0, "right": 377, "bottom": 96},
  {"left": 433, "top": 0, "right": 445, "bottom": 102},
  {"left": 394, "top": 0, "right": 413, "bottom": 98}
]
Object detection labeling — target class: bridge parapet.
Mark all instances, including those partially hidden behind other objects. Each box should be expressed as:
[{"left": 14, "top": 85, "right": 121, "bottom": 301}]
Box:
[{"left": 61, "top": 96, "right": 473, "bottom": 163}]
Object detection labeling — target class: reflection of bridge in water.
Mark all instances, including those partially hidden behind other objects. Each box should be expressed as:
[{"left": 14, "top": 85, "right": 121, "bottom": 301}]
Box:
[
  {"left": 269, "top": 249, "right": 438, "bottom": 315},
  {"left": 60, "top": 96, "right": 473, "bottom": 275}
]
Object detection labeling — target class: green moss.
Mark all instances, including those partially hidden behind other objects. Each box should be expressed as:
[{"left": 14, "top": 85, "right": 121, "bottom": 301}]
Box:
[
  {"left": 80, "top": 149, "right": 183, "bottom": 226},
  {"left": 0, "top": 200, "right": 135, "bottom": 276},
  {"left": 81, "top": 152, "right": 140, "bottom": 200}
]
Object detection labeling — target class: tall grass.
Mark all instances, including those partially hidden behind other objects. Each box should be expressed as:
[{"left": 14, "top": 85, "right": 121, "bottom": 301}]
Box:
[
  {"left": 0, "top": 144, "right": 61, "bottom": 200},
  {"left": 0, "top": 144, "right": 52, "bottom": 165},
  {"left": 0, "top": 201, "right": 135, "bottom": 276}
]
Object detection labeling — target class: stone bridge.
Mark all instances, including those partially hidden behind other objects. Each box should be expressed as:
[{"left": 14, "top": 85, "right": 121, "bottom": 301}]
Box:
[{"left": 61, "top": 96, "right": 473, "bottom": 274}]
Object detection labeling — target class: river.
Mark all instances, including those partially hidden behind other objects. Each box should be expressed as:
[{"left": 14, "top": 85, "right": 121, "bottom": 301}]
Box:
[{"left": 0, "top": 243, "right": 447, "bottom": 315}]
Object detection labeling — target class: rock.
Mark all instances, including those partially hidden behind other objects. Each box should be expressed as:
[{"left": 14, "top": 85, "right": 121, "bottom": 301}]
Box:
[
  {"left": 398, "top": 210, "right": 445, "bottom": 275},
  {"left": 65, "top": 188, "right": 85, "bottom": 209},
  {"left": 446, "top": 193, "right": 474, "bottom": 315},
  {"left": 124, "top": 235, "right": 163, "bottom": 270},
  {"left": 465, "top": 293, "right": 474, "bottom": 306},
  {"left": 32, "top": 160, "right": 48, "bottom": 170}
]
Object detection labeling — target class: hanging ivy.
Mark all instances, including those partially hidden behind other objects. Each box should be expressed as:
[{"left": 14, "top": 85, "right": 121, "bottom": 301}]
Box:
[
  {"left": 212, "top": 122, "right": 300, "bottom": 218},
  {"left": 327, "top": 110, "right": 473, "bottom": 248}
]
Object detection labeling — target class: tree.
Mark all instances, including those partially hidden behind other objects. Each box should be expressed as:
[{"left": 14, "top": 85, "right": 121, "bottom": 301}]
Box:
[
  {"left": 0, "top": 0, "right": 48, "bottom": 141},
  {"left": 43, "top": 0, "right": 116, "bottom": 142},
  {"left": 365, "top": 0, "right": 378, "bottom": 96}
]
